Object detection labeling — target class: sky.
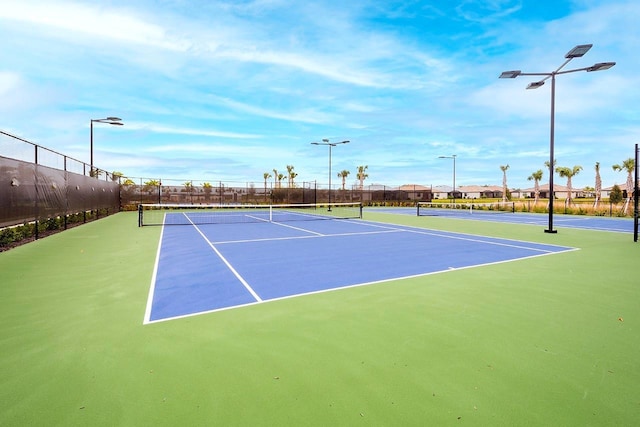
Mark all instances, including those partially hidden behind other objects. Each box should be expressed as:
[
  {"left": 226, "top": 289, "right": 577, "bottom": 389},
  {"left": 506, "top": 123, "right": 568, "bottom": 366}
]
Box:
[{"left": 1, "top": 0, "right": 638, "bottom": 190}]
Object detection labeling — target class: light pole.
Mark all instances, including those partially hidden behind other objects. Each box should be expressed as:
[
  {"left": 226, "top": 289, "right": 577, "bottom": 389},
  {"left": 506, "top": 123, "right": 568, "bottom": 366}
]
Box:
[
  {"left": 500, "top": 44, "right": 614, "bottom": 233},
  {"left": 90, "top": 117, "right": 123, "bottom": 176},
  {"left": 311, "top": 139, "right": 349, "bottom": 207},
  {"left": 438, "top": 154, "right": 457, "bottom": 203}
]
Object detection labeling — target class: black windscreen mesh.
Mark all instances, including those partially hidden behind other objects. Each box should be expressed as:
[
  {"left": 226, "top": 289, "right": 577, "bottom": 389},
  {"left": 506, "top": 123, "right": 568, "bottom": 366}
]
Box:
[{"left": 0, "top": 156, "right": 119, "bottom": 228}]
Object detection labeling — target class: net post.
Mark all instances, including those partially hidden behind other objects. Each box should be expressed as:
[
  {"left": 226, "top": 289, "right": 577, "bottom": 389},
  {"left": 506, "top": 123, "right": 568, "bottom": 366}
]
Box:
[
  {"left": 359, "top": 202, "right": 363, "bottom": 218},
  {"left": 138, "top": 204, "right": 143, "bottom": 227},
  {"left": 269, "top": 205, "right": 273, "bottom": 222}
]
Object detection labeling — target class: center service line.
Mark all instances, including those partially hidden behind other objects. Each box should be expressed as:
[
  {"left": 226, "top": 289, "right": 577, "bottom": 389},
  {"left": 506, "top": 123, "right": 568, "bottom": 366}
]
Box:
[{"left": 185, "top": 214, "right": 263, "bottom": 303}]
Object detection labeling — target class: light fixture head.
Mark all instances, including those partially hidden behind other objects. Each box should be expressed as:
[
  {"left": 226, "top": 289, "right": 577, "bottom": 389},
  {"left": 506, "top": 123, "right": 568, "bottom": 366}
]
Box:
[
  {"left": 565, "top": 44, "right": 592, "bottom": 58},
  {"left": 586, "top": 62, "right": 616, "bottom": 72},
  {"left": 499, "top": 70, "right": 521, "bottom": 79},
  {"left": 526, "top": 81, "right": 545, "bottom": 89}
]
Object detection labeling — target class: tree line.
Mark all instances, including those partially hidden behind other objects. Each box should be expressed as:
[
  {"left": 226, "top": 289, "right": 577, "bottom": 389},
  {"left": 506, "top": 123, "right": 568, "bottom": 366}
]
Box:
[
  {"left": 262, "top": 165, "right": 370, "bottom": 191},
  {"left": 501, "top": 157, "right": 635, "bottom": 211}
]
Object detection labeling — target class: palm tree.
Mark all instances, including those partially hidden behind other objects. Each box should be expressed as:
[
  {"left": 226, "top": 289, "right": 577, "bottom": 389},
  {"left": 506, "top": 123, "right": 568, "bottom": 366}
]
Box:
[
  {"left": 286, "top": 165, "right": 295, "bottom": 188},
  {"left": 277, "top": 173, "right": 285, "bottom": 189},
  {"left": 202, "top": 182, "right": 213, "bottom": 201},
  {"left": 612, "top": 158, "right": 635, "bottom": 213},
  {"left": 500, "top": 164, "right": 510, "bottom": 202},
  {"left": 356, "top": 165, "right": 369, "bottom": 191},
  {"left": 286, "top": 165, "right": 297, "bottom": 188},
  {"left": 180, "top": 181, "right": 193, "bottom": 203},
  {"left": 594, "top": 162, "right": 602, "bottom": 208},
  {"left": 527, "top": 169, "right": 543, "bottom": 204},
  {"left": 272, "top": 169, "right": 278, "bottom": 188},
  {"left": 263, "top": 172, "right": 272, "bottom": 202},
  {"left": 555, "top": 165, "right": 582, "bottom": 206},
  {"left": 337, "top": 170, "right": 350, "bottom": 190},
  {"left": 143, "top": 179, "right": 160, "bottom": 195}
]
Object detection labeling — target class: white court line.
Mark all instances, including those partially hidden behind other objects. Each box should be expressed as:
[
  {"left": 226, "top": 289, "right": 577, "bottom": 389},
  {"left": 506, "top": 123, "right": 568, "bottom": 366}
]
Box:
[
  {"left": 244, "top": 214, "right": 270, "bottom": 222},
  {"left": 210, "top": 217, "right": 569, "bottom": 253},
  {"left": 186, "top": 215, "right": 263, "bottom": 303},
  {"left": 142, "top": 214, "right": 167, "bottom": 325},
  {"left": 271, "top": 220, "right": 325, "bottom": 236},
  {"left": 212, "top": 228, "right": 403, "bottom": 245},
  {"left": 142, "top": 215, "right": 167, "bottom": 324},
  {"left": 402, "top": 228, "right": 567, "bottom": 253},
  {"left": 355, "top": 217, "right": 571, "bottom": 253},
  {"left": 359, "top": 218, "right": 577, "bottom": 251}
]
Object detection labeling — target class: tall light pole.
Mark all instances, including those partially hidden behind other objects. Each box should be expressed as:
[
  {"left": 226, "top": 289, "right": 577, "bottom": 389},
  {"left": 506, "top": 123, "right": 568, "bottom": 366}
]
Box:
[
  {"left": 90, "top": 117, "right": 123, "bottom": 176},
  {"left": 311, "top": 139, "right": 349, "bottom": 206},
  {"left": 438, "top": 154, "right": 457, "bottom": 203},
  {"left": 500, "top": 44, "right": 614, "bottom": 233}
]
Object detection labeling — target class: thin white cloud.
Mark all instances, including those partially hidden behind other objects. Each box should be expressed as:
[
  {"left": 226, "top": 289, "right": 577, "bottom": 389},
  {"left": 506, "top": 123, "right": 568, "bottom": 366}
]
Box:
[
  {"left": 208, "top": 96, "right": 338, "bottom": 124},
  {"left": 455, "top": 0, "right": 523, "bottom": 23},
  {"left": 0, "top": 1, "right": 190, "bottom": 51},
  {"left": 127, "top": 122, "right": 262, "bottom": 139}
]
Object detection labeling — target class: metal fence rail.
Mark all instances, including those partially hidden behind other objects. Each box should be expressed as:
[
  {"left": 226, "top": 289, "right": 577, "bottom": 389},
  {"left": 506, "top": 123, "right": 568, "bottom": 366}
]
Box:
[{"left": 118, "top": 178, "right": 433, "bottom": 209}]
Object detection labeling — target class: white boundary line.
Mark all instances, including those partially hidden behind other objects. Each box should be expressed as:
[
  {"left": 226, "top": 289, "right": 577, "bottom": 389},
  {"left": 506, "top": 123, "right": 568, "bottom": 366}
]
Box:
[
  {"left": 271, "top": 220, "right": 325, "bottom": 236},
  {"left": 143, "top": 214, "right": 167, "bottom": 324},
  {"left": 357, "top": 217, "right": 578, "bottom": 251},
  {"left": 212, "top": 228, "right": 403, "bottom": 245}
]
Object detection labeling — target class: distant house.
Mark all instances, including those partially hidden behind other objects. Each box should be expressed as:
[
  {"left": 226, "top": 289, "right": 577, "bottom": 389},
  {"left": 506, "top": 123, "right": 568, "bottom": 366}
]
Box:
[
  {"left": 432, "top": 185, "right": 453, "bottom": 199},
  {"left": 358, "top": 183, "right": 433, "bottom": 202},
  {"left": 602, "top": 184, "right": 635, "bottom": 199},
  {"left": 521, "top": 183, "right": 576, "bottom": 200},
  {"left": 457, "top": 185, "right": 503, "bottom": 199},
  {"left": 398, "top": 184, "right": 432, "bottom": 201}
]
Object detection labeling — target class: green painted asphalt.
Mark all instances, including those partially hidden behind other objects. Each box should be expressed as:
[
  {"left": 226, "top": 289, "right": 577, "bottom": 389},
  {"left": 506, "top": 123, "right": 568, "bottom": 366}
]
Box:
[{"left": 0, "top": 211, "right": 637, "bottom": 426}]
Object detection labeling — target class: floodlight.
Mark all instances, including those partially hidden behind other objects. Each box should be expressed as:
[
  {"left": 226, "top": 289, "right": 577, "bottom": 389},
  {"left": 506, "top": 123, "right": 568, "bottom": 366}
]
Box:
[
  {"left": 499, "top": 70, "right": 521, "bottom": 78},
  {"left": 526, "top": 81, "right": 545, "bottom": 89},
  {"left": 586, "top": 62, "right": 616, "bottom": 72},
  {"left": 565, "top": 44, "right": 592, "bottom": 58}
]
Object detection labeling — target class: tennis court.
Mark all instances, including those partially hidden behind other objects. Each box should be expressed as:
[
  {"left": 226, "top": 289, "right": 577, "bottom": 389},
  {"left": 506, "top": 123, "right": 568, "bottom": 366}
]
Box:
[
  {"left": 144, "top": 203, "right": 575, "bottom": 323},
  {"left": 375, "top": 203, "right": 635, "bottom": 233}
]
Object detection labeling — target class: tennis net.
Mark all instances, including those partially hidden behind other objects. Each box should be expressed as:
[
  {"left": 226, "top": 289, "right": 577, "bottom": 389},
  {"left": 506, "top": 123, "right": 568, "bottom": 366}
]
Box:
[
  {"left": 417, "top": 201, "right": 515, "bottom": 216},
  {"left": 138, "top": 202, "right": 363, "bottom": 226}
]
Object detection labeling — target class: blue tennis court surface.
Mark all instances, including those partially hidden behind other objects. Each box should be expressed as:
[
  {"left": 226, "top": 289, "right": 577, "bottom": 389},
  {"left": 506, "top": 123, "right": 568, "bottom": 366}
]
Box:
[
  {"left": 144, "top": 217, "right": 576, "bottom": 323},
  {"left": 375, "top": 207, "right": 634, "bottom": 233}
]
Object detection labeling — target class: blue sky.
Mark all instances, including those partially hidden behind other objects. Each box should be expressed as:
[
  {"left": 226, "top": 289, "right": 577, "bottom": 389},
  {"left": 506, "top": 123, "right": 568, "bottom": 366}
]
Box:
[{"left": 1, "top": 0, "right": 638, "bottom": 190}]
